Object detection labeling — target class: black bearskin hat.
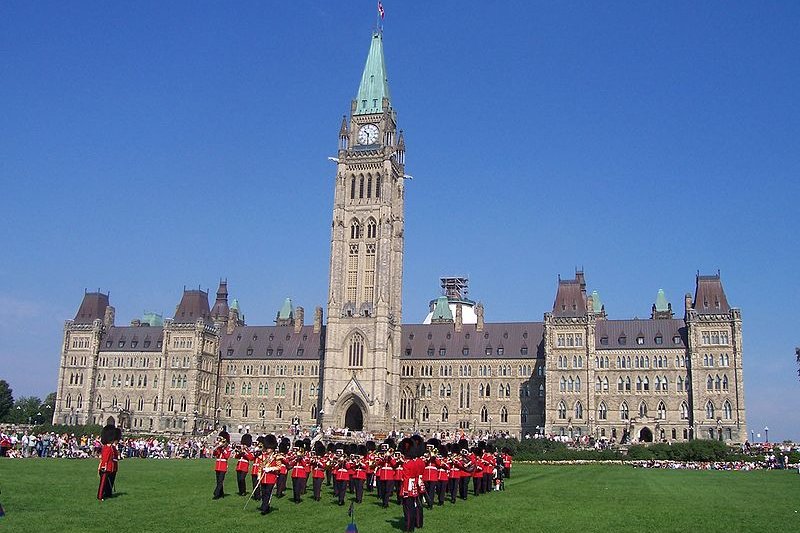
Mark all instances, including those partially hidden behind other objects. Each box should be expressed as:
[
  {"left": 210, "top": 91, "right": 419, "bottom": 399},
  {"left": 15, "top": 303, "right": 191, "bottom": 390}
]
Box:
[
  {"left": 326, "top": 442, "right": 336, "bottom": 453},
  {"left": 241, "top": 433, "right": 253, "bottom": 447},
  {"left": 313, "top": 440, "right": 326, "bottom": 456},
  {"left": 302, "top": 438, "right": 312, "bottom": 451},
  {"left": 383, "top": 437, "right": 396, "bottom": 450},
  {"left": 438, "top": 444, "right": 448, "bottom": 457},
  {"left": 502, "top": 447, "right": 513, "bottom": 456},
  {"left": 279, "top": 437, "right": 291, "bottom": 454},
  {"left": 365, "top": 440, "right": 376, "bottom": 452},
  {"left": 426, "top": 437, "right": 441, "bottom": 449},
  {"left": 358, "top": 444, "right": 368, "bottom": 456},
  {"left": 100, "top": 423, "right": 116, "bottom": 445},
  {"left": 263, "top": 434, "right": 278, "bottom": 451},
  {"left": 485, "top": 443, "right": 495, "bottom": 454},
  {"left": 218, "top": 429, "right": 231, "bottom": 444},
  {"left": 458, "top": 438, "right": 469, "bottom": 452},
  {"left": 410, "top": 434, "right": 425, "bottom": 458},
  {"left": 399, "top": 437, "right": 414, "bottom": 458},
  {"left": 113, "top": 427, "right": 122, "bottom": 443}
]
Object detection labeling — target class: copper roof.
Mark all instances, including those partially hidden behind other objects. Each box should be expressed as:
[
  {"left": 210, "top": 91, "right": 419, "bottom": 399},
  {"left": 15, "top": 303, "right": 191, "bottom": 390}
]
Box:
[
  {"left": 73, "top": 292, "right": 110, "bottom": 324},
  {"left": 552, "top": 279, "right": 587, "bottom": 318}
]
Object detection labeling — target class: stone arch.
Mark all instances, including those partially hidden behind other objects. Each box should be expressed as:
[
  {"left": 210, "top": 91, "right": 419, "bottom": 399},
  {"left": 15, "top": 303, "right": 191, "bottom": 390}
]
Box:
[
  {"left": 337, "top": 393, "right": 370, "bottom": 431},
  {"left": 639, "top": 427, "right": 653, "bottom": 443}
]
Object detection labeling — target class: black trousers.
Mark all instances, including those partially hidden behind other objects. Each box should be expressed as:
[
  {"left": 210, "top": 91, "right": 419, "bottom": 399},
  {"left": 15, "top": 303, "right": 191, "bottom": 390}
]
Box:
[
  {"left": 276, "top": 473, "right": 287, "bottom": 496},
  {"left": 312, "top": 477, "right": 323, "bottom": 500},
  {"left": 448, "top": 478, "right": 457, "bottom": 503},
  {"left": 97, "top": 470, "right": 113, "bottom": 500},
  {"left": 482, "top": 473, "right": 491, "bottom": 493},
  {"left": 382, "top": 480, "right": 395, "bottom": 507},
  {"left": 213, "top": 471, "right": 226, "bottom": 498},
  {"left": 335, "top": 479, "right": 347, "bottom": 505},
  {"left": 353, "top": 478, "right": 364, "bottom": 503},
  {"left": 325, "top": 470, "right": 332, "bottom": 486},
  {"left": 260, "top": 482, "right": 274, "bottom": 513},
  {"left": 236, "top": 470, "right": 247, "bottom": 495},
  {"left": 291, "top": 476, "right": 303, "bottom": 502},
  {"left": 366, "top": 473, "right": 375, "bottom": 491},
  {"left": 505, "top": 467, "right": 510, "bottom": 478},
  {"left": 422, "top": 484, "right": 434, "bottom": 508},
  {"left": 377, "top": 478, "right": 385, "bottom": 500},
  {"left": 472, "top": 476, "right": 481, "bottom": 496},
  {"left": 458, "top": 477, "right": 469, "bottom": 499},
  {"left": 251, "top": 474, "right": 261, "bottom": 500},
  {"left": 402, "top": 497, "right": 423, "bottom": 532}
]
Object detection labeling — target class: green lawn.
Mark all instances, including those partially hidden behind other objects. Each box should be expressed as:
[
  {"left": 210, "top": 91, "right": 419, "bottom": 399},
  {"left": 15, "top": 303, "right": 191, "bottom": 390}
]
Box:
[{"left": 0, "top": 460, "right": 798, "bottom": 532}]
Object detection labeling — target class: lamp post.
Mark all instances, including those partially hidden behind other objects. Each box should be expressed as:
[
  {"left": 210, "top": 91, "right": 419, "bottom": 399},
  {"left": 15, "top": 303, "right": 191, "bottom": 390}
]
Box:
[
  {"left": 764, "top": 426, "right": 769, "bottom": 443},
  {"left": 215, "top": 407, "right": 221, "bottom": 430},
  {"left": 392, "top": 416, "right": 397, "bottom": 434},
  {"left": 192, "top": 410, "right": 198, "bottom": 435},
  {"left": 182, "top": 417, "right": 187, "bottom": 436},
  {"left": 750, "top": 429, "right": 754, "bottom": 443},
  {"left": 535, "top": 425, "right": 540, "bottom": 437},
  {"left": 489, "top": 416, "right": 493, "bottom": 434}
]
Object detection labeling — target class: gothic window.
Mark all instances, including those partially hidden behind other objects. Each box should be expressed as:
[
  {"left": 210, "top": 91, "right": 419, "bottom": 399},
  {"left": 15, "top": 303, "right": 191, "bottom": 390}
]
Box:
[
  {"left": 66, "top": 394, "right": 72, "bottom": 408},
  {"left": 242, "top": 403, "right": 249, "bottom": 418},
  {"left": 560, "top": 377, "right": 566, "bottom": 392},
  {"left": 359, "top": 176, "right": 365, "bottom": 198},
  {"left": 538, "top": 384, "right": 544, "bottom": 397},
  {"left": 598, "top": 402, "right": 607, "bottom": 420},
  {"left": 500, "top": 406, "right": 508, "bottom": 423},
  {"left": 707, "top": 375, "right": 713, "bottom": 391},
  {"left": 643, "top": 377, "right": 649, "bottom": 392},
  {"left": 557, "top": 401, "right": 567, "bottom": 419},
  {"left": 574, "top": 401, "right": 583, "bottom": 419},
  {"left": 521, "top": 406, "right": 528, "bottom": 424},
  {"left": 705, "top": 401, "right": 715, "bottom": 419},
  {"left": 723, "top": 401, "right": 732, "bottom": 420},
  {"left": 620, "top": 401, "right": 629, "bottom": 420},
  {"left": 348, "top": 333, "right": 365, "bottom": 367},
  {"left": 715, "top": 375, "right": 722, "bottom": 391},
  {"left": 486, "top": 383, "right": 491, "bottom": 397},
  {"left": 722, "top": 375, "right": 728, "bottom": 391},
  {"left": 168, "top": 397, "right": 175, "bottom": 412},
  {"left": 603, "top": 377, "right": 609, "bottom": 391},
  {"left": 400, "top": 389, "right": 414, "bottom": 420},
  {"left": 680, "top": 401, "right": 689, "bottom": 420},
  {"left": 180, "top": 396, "right": 187, "bottom": 412},
  {"left": 638, "top": 401, "right": 647, "bottom": 418},
  {"left": 367, "top": 175, "right": 372, "bottom": 198},
  {"left": 350, "top": 221, "right": 361, "bottom": 240},
  {"left": 441, "top": 406, "right": 449, "bottom": 422},
  {"left": 657, "top": 401, "right": 666, "bottom": 420},
  {"left": 625, "top": 377, "right": 631, "bottom": 391},
  {"left": 375, "top": 175, "right": 381, "bottom": 197},
  {"left": 225, "top": 402, "right": 232, "bottom": 417},
  {"left": 96, "top": 395, "right": 102, "bottom": 409},
  {"left": 575, "top": 376, "right": 581, "bottom": 392},
  {"left": 480, "top": 406, "right": 488, "bottom": 423},
  {"left": 366, "top": 218, "right": 377, "bottom": 239},
  {"left": 152, "top": 397, "right": 158, "bottom": 411},
  {"left": 617, "top": 377, "right": 624, "bottom": 392},
  {"left": 276, "top": 404, "right": 283, "bottom": 419},
  {"left": 422, "top": 406, "right": 429, "bottom": 422}
]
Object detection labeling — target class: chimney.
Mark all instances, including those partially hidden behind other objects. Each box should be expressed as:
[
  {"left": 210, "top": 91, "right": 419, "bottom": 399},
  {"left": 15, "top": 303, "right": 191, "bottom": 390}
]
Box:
[
  {"left": 454, "top": 303, "right": 463, "bottom": 332},
  {"left": 684, "top": 293, "right": 693, "bottom": 312},
  {"left": 294, "top": 306, "right": 304, "bottom": 333},
  {"left": 313, "top": 307, "right": 323, "bottom": 334},
  {"left": 104, "top": 305, "right": 115, "bottom": 328},
  {"left": 476, "top": 302, "right": 484, "bottom": 332},
  {"left": 130, "top": 319, "right": 141, "bottom": 327}
]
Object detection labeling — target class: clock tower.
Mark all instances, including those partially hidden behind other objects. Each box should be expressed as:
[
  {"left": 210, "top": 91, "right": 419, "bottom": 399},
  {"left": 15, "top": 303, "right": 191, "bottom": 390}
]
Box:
[{"left": 321, "top": 31, "right": 406, "bottom": 431}]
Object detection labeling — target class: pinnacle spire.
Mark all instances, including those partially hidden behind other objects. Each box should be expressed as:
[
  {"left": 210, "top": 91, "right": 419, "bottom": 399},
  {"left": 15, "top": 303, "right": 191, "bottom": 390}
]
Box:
[{"left": 355, "top": 32, "right": 391, "bottom": 115}]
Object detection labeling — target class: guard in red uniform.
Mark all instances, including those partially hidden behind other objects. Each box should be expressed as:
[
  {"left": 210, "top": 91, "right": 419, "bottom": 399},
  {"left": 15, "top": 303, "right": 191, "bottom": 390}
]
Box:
[
  {"left": 352, "top": 445, "right": 368, "bottom": 503},
  {"left": 365, "top": 440, "right": 377, "bottom": 491},
  {"left": 398, "top": 437, "right": 425, "bottom": 532},
  {"left": 97, "top": 422, "right": 119, "bottom": 501},
  {"left": 421, "top": 439, "right": 441, "bottom": 509},
  {"left": 470, "top": 446, "right": 483, "bottom": 496},
  {"left": 437, "top": 445, "right": 449, "bottom": 505},
  {"left": 502, "top": 447, "right": 513, "bottom": 478},
  {"left": 235, "top": 433, "right": 254, "bottom": 496},
  {"left": 333, "top": 449, "right": 351, "bottom": 506},
  {"left": 275, "top": 437, "right": 290, "bottom": 498},
  {"left": 310, "top": 441, "right": 327, "bottom": 501},
  {"left": 481, "top": 444, "right": 495, "bottom": 494},
  {"left": 212, "top": 429, "right": 231, "bottom": 499},
  {"left": 257, "top": 434, "right": 280, "bottom": 515},
  {"left": 250, "top": 437, "right": 263, "bottom": 500},
  {"left": 290, "top": 441, "right": 309, "bottom": 503}
]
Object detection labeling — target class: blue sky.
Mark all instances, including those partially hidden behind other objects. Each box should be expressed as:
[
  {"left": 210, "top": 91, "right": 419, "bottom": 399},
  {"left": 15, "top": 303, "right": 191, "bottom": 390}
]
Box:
[{"left": 2, "top": 1, "right": 798, "bottom": 440}]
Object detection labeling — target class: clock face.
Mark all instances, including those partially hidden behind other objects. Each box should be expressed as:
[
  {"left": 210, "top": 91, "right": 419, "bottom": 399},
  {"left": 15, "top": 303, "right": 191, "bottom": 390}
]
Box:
[{"left": 357, "top": 124, "right": 379, "bottom": 145}]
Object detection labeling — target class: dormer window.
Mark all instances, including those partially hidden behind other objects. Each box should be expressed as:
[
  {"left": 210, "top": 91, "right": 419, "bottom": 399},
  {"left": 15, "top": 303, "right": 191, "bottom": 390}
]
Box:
[
  {"left": 427, "top": 347, "right": 434, "bottom": 357},
  {"left": 266, "top": 349, "right": 273, "bottom": 356},
  {"left": 636, "top": 336, "right": 644, "bottom": 345},
  {"left": 118, "top": 340, "right": 125, "bottom": 348},
  {"left": 673, "top": 335, "right": 681, "bottom": 345},
  {"left": 246, "top": 348, "right": 253, "bottom": 356},
  {"left": 618, "top": 335, "right": 627, "bottom": 346},
  {"left": 144, "top": 340, "right": 151, "bottom": 348},
  {"left": 600, "top": 336, "right": 609, "bottom": 346},
  {"left": 106, "top": 340, "right": 113, "bottom": 348},
  {"left": 227, "top": 349, "right": 234, "bottom": 356},
  {"left": 131, "top": 340, "right": 138, "bottom": 348},
  {"left": 655, "top": 335, "right": 663, "bottom": 345}
]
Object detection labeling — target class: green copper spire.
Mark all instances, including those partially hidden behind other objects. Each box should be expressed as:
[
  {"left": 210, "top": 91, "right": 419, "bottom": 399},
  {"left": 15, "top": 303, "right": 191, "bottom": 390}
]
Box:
[
  {"left": 430, "top": 296, "right": 453, "bottom": 323},
  {"left": 278, "top": 298, "right": 293, "bottom": 320},
  {"left": 231, "top": 298, "right": 240, "bottom": 311},
  {"left": 354, "top": 32, "right": 391, "bottom": 115},
  {"left": 142, "top": 311, "right": 163, "bottom": 327},
  {"left": 655, "top": 289, "right": 669, "bottom": 312},
  {"left": 591, "top": 290, "right": 603, "bottom": 313}
]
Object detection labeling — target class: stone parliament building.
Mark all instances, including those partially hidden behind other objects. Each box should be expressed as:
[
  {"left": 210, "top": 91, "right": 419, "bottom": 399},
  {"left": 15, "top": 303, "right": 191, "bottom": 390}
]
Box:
[{"left": 54, "top": 31, "right": 746, "bottom": 444}]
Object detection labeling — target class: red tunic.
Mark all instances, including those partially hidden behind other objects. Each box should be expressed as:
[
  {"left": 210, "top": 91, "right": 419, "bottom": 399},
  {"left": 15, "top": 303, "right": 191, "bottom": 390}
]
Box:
[
  {"left": 422, "top": 457, "right": 440, "bottom": 482},
  {"left": 399, "top": 457, "right": 425, "bottom": 498},
  {"left": 353, "top": 460, "right": 367, "bottom": 480},
  {"left": 334, "top": 462, "right": 351, "bottom": 482},
  {"left": 291, "top": 457, "right": 309, "bottom": 478},
  {"left": 98, "top": 444, "right": 118, "bottom": 473},
  {"left": 213, "top": 446, "right": 231, "bottom": 472},
  {"left": 235, "top": 450, "right": 254, "bottom": 473},
  {"left": 311, "top": 458, "right": 326, "bottom": 479}
]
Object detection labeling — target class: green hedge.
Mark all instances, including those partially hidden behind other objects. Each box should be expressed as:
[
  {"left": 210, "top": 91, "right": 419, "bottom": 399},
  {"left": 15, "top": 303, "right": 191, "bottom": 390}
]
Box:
[
  {"left": 493, "top": 437, "right": 623, "bottom": 461},
  {"left": 626, "top": 439, "right": 739, "bottom": 462},
  {"left": 30, "top": 423, "right": 104, "bottom": 437}
]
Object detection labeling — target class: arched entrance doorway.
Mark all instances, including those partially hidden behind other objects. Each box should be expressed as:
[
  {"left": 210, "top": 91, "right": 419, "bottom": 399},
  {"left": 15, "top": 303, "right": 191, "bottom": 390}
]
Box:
[
  {"left": 639, "top": 427, "right": 653, "bottom": 443},
  {"left": 344, "top": 404, "right": 364, "bottom": 431}
]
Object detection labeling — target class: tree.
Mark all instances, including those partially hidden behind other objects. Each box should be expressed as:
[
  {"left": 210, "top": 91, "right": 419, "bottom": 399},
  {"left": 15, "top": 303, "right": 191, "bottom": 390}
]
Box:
[
  {"left": 7, "top": 396, "right": 43, "bottom": 425},
  {"left": 0, "top": 380, "right": 13, "bottom": 421},
  {"left": 796, "top": 347, "right": 800, "bottom": 379},
  {"left": 41, "top": 392, "right": 56, "bottom": 424}
]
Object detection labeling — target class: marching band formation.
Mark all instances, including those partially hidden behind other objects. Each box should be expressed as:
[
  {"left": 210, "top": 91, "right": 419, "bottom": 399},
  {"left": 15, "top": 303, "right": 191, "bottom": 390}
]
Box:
[{"left": 210, "top": 428, "right": 513, "bottom": 532}]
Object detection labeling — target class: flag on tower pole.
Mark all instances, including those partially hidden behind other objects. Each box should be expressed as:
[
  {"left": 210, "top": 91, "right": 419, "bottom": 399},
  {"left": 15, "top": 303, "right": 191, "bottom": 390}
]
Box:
[{"left": 378, "top": 2, "right": 385, "bottom": 20}]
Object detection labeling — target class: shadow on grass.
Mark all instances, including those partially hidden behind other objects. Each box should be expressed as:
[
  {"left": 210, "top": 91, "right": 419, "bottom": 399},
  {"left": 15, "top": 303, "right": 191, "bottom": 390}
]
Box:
[{"left": 385, "top": 516, "right": 405, "bottom": 531}]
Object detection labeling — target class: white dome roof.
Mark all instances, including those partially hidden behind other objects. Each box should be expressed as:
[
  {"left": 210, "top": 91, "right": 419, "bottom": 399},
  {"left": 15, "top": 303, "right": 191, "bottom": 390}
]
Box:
[{"left": 423, "top": 302, "right": 478, "bottom": 325}]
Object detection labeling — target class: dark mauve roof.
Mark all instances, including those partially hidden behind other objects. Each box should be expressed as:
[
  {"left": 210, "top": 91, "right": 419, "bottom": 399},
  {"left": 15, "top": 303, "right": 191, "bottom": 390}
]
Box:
[
  {"left": 552, "top": 280, "right": 586, "bottom": 318},
  {"left": 173, "top": 290, "right": 212, "bottom": 324},
  {"left": 221, "top": 325, "right": 325, "bottom": 360},
  {"left": 100, "top": 326, "right": 164, "bottom": 352},
  {"left": 400, "top": 323, "right": 544, "bottom": 360},
  {"left": 595, "top": 319, "right": 687, "bottom": 350},
  {"left": 74, "top": 292, "right": 109, "bottom": 324},
  {"left": 693, "top": 274, "right": 730, "bottom": 314}
]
